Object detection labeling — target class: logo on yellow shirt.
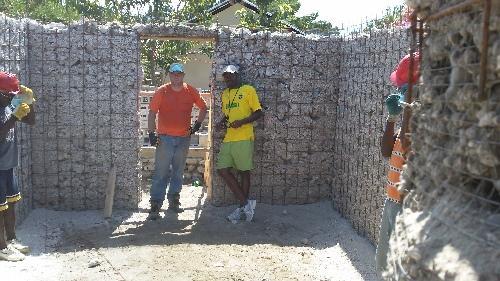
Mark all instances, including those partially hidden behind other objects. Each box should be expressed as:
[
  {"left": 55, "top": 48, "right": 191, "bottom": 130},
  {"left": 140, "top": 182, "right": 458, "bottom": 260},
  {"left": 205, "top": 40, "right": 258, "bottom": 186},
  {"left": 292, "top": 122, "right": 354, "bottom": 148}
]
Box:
[{"left": 226, "top": 102, "right": 239, "bottom": 109}]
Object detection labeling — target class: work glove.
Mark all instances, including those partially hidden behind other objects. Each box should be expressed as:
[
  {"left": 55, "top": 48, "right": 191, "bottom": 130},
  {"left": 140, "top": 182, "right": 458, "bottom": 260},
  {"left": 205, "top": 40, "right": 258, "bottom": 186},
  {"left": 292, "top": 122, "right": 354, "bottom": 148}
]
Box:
[
  {"left": 148, "top": 131, "right": 158, "bottom": 146},
  {"left": 11, "top": 85, "right": 35, "bottom": 110},
  {"left": 189, "top": 121, "right": 202, "bottom": 135},
  {"left": 19, "top": 85, "right": 35, "bottom": 104},
  {"left": 385, "top": 93, "right": 404, "bottom": 122},
  {"left": 12, "top": 103, "right": 30, "bottom": 120}
]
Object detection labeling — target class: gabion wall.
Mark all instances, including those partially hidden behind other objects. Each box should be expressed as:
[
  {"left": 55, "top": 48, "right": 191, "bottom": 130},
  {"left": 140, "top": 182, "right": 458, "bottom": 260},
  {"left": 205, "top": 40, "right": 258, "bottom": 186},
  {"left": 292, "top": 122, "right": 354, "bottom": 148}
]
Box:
[
  {"left": 0, "top": 15, "right": 33, "bottom": 221},
  {"left": 26, "top": 20, "right": 142, "bottom": 210},
  {"left": 333, "top": 30, "right": 410, "bottom": 244},
  {"left": 1, "top": 15, "right": 415, "bottom": 247},
  {"left": 385, "top": 1, "right": 500, "bottom": 280},
  {"left": 209, "top": 29, "right": 340, "bottom": 206},
  {"left": 207, "top": 28, "right": 412, "bottom": 243}
]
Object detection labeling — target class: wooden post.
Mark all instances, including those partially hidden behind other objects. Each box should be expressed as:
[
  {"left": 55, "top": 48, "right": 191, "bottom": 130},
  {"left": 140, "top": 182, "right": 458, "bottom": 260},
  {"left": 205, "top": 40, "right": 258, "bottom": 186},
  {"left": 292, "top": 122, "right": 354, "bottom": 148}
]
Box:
[{"left": 104, "top": 165, "right": 117, "bottom": 218}]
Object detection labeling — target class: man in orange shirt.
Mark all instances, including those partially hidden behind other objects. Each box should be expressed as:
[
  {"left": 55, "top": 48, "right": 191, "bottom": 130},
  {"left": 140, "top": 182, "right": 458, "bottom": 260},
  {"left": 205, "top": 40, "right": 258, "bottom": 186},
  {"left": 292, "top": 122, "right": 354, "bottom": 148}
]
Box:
[{"left": 147, "top": 63, "right": 207, "bottom": 220}]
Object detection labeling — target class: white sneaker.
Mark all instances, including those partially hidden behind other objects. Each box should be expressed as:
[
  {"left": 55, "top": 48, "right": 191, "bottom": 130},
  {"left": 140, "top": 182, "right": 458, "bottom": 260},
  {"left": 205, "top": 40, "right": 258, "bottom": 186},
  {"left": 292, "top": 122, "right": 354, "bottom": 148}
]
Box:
[
  {"left": 226, "top": 207, "right": 243, "bottom": 223},
  {"left": 243, "top": 202, "right": 254, "bottom": 222},
  {"left": 8, "top": 239, "right": 30, "bottom": 254},
  {"left": 248, "top": 199, "right": 256, "bottom": 211},
  {"left": 0, "top": 247, "right": 25, "bottom": 261}
]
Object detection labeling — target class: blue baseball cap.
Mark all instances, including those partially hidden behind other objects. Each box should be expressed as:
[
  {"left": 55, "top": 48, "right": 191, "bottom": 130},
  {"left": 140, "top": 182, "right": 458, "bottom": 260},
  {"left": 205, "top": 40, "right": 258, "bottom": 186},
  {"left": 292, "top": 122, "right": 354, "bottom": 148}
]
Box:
[{"left": 169, "top": 63, "right": 184, "bottom": 73}]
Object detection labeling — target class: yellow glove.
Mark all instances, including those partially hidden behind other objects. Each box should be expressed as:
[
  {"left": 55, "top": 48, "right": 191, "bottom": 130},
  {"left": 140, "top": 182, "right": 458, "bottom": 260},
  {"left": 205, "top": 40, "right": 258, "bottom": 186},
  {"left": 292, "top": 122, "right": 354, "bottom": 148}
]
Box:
[
  {"left": 13, "top": 103, "right": 30, "bottom": 120},
  {"left": 19, "top": 85, "right": 35, "bottom": 104}
]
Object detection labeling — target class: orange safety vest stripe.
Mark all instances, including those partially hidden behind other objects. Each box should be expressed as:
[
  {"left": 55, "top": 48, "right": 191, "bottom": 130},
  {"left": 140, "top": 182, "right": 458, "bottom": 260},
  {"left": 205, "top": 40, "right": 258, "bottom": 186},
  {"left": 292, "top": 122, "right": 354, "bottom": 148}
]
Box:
[
  {"left": 386, "top": 185, "right": 402, "bottom": 202},
  {"left": 385, "top": 136, "right": 406, "bottom": 202}
]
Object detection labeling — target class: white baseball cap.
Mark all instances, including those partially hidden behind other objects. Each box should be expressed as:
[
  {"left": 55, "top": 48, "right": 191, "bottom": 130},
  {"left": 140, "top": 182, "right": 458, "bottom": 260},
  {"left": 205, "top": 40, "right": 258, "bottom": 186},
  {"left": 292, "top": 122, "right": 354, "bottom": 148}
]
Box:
[{"left": 222, "top": 65, "right": 239, "bottom": 74}]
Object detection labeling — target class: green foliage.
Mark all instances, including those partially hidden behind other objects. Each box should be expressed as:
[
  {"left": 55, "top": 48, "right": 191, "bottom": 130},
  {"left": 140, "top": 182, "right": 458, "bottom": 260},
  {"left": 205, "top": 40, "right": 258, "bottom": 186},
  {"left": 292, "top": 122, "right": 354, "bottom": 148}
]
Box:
[
  {"left": 0, "top": 0, "right": 342, "bottom": 83},
  {"left": 0, "top": 0, "right": 26, "bottom": 18},
  {"left": 141, "top": 39, "right": 192, "bottom": 82},
  {"left": 363, "top": 5, "right": 407, "bottom": 33},
  {"left": 29, "top": 0, "right": 80, "bottom": 23},
  {"left": 236, "top": 0, "right": 337, "bottom": 34}
]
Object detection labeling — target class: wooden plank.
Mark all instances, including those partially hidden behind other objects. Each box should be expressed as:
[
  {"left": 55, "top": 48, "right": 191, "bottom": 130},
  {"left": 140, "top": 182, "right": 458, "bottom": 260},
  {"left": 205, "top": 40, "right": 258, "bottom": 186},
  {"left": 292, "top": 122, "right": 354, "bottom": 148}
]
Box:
[
  {"left": 139, "top": 35, "right": 215, "bottom": 42},
  {"left": 103, "top": 165, "right": 117, "bottom": 218}
]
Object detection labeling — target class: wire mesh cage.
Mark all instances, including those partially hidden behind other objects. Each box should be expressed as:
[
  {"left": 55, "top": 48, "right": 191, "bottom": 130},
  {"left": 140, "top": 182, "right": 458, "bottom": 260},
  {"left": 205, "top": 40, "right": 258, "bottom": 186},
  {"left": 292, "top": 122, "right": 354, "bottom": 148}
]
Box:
[{"left": 387, "top": 1, "right": 500, "bottom": 280}]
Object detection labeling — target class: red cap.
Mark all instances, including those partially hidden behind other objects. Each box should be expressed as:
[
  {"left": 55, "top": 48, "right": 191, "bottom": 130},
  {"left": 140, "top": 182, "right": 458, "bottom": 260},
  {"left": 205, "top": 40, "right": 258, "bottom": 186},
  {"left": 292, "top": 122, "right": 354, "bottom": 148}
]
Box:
[
  {"left": 390, "top": 52, "right": 420, "bottom": 87},
  {"left": 0, "top": 72, "right": 20, "bottom": 95}
]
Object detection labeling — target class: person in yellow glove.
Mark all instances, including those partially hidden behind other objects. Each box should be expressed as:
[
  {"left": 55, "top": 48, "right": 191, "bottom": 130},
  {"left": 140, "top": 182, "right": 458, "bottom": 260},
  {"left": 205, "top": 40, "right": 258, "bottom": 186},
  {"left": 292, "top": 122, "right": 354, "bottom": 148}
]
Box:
[{"left": 0, "top": 71, "right": 35, "bottom": 262}]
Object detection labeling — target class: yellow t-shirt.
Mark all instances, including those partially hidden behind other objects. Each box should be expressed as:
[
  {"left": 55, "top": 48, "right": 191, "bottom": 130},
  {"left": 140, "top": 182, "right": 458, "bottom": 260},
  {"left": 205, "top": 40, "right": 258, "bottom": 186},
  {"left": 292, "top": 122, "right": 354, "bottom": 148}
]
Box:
[{"left": 221, "top": 84, "right": 262, "bottom": 142}]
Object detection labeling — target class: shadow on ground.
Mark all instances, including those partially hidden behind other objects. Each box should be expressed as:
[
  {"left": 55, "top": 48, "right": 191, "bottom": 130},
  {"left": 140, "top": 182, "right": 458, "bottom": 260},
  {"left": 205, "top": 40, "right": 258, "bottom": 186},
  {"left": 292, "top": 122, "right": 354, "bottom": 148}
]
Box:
[{"left": 12, "top": 184, "right": 379, "bottom": 281}]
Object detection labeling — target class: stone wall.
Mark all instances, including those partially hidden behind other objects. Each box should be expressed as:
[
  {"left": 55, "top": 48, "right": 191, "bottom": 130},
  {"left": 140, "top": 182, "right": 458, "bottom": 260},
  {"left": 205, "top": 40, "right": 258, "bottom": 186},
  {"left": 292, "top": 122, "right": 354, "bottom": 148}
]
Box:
[
  {"left": 207, "top": 28, "right": 410, "bottom": 244},
  {"left": 333, "top": 30, "right": 410, "bottom": 243},
  {"left": 209, "top": 29, "right": 340, "bottom": 206},
  {"left": 385, "top": 1, "right": 500, "bottom": 280},
  {"left": 1, "top": 16, "right": 413, "bottom": 247},
  {"left": 0, "top": 15, "right": 33, "bottom": 221},
  {"left": 27, "top": 20, "right": 141, "bottom": 210}
]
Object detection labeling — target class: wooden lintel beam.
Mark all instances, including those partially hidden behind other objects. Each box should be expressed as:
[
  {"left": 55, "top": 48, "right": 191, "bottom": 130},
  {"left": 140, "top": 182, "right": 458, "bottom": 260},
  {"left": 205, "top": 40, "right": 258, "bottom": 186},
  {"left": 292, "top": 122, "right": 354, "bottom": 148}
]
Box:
[{"left": 139, "top": 35, "right": 216, "bottom": 42}]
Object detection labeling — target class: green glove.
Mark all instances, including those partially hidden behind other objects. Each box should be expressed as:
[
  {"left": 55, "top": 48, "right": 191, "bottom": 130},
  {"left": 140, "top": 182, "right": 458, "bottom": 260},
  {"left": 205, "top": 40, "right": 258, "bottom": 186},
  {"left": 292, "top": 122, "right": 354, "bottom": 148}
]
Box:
[{"left": 385, "top": 93, "right": 404, "bottom": 117}]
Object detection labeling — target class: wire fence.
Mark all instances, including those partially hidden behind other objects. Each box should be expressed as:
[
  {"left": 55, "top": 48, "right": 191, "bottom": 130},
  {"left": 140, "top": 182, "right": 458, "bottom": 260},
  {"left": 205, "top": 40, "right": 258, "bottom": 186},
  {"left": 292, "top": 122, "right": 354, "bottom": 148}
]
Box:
[
  {"left": 332, "top": 20, "right": 411, "bottom": 243},
  {"left": 386, "top": 1, "right": 499, "bottom": 279},
  {"left": 0, "top": 11, "right": 143, "bottom": 210}
]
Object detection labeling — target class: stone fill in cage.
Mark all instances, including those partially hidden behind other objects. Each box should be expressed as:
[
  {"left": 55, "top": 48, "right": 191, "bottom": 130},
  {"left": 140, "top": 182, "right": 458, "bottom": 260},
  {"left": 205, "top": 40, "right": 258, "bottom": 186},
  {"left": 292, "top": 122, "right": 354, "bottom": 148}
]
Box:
[{"left": 386, "top": 1, "right": 500, "bottom": 280}]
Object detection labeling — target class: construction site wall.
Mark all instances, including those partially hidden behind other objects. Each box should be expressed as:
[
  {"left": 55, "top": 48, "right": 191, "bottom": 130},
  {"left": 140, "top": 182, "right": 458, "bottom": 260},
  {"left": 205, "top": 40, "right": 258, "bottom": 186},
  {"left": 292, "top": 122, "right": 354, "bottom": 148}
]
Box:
[
  {"left": 1, "top": 16, "right": 410, "bottom": 244},
  {"left": 384, "top": 1, "right": 500, "bottom": 280},
  {"left": 3, "top": 11, "right": 498, "bottom": 280},
  {"left": 26, "top": 20, "right": 142, "bottom": 210},
  {"left": 208, "top": 28, "right": 412, "bottom": 245},
  {"left": 209, "top": 30, "right": 341, "bottom": 207},
  {"left": 333, "top": 29, "right": 410, "bottom": 244}
]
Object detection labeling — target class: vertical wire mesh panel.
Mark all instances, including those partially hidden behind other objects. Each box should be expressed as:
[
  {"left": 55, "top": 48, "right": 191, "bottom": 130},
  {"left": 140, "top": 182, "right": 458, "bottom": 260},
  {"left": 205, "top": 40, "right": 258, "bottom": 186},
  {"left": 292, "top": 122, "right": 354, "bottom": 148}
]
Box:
[
  {"left": 209, "top": 30, "right": 338, "bottom": 206},
  {"left": 25, "top": 16, "right": 142, "bottom": 210},
  {"left": 333, "top": 24, "right": 411, "bottom": 244},
  {"left": 388, "top": 1, "right": 500, "bottom": 279}
]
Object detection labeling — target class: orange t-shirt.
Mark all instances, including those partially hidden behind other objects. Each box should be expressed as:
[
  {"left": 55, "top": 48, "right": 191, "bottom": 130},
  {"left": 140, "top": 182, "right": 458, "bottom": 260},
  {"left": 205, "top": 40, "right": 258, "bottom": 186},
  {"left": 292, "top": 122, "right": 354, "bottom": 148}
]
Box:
[{"left": 149, "top": 83, "right": 207, "bottom": 136}]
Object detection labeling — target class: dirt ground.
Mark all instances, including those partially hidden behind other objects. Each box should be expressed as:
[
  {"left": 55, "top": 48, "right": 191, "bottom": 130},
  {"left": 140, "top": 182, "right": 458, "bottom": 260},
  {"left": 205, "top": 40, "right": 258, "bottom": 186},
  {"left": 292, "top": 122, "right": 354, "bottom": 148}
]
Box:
[{"left": 1, "top": 185, "right": 379, "bottom": 281}]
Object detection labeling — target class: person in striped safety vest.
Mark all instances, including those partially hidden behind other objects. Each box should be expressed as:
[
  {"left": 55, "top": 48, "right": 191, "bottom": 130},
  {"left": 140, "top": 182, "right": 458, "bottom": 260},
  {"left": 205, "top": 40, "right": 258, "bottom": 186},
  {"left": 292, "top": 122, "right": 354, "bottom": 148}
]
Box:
[{"left": 376, "top": 52, "right": 420, "bottom": 276}]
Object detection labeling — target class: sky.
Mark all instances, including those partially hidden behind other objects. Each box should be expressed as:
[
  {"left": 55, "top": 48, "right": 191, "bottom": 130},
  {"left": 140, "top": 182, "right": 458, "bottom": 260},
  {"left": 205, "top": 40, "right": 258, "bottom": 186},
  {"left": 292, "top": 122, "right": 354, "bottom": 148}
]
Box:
[
  {"left": 131, "top": 0, "right": 406, "bottom": 27},
  {"left": 297, "top": 0, "right": 405, "bottom": 26}
]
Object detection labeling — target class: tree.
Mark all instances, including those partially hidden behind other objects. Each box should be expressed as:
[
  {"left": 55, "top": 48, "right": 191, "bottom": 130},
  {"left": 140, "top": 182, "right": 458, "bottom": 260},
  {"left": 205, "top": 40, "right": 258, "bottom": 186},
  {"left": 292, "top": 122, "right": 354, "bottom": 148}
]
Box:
[
  {"left": 362, "top": 5, "right": 408, "bottom": 33},
  {"left": 236, "top": 0, "right": 338, "bottom": 34},
  {"left": 0, "top": 0, "right": 340, "bottom": 83}
]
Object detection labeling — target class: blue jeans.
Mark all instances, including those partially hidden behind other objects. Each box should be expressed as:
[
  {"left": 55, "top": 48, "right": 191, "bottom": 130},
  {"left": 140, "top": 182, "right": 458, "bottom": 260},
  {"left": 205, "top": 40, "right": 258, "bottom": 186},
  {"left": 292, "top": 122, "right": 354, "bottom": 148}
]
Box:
[
  {"left": 376, "top": 198, "right": 402, "bottom": 276},
  {"left": 150, "top": 135, "right": 190, "bottom": 203}
]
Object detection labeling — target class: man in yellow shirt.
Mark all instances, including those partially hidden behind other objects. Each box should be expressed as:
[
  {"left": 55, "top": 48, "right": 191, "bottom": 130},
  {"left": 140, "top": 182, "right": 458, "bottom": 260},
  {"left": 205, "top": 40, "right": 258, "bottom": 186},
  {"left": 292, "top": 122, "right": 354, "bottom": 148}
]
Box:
[{"left": 216, "top": 65, "right": 263, "bottom": 223}]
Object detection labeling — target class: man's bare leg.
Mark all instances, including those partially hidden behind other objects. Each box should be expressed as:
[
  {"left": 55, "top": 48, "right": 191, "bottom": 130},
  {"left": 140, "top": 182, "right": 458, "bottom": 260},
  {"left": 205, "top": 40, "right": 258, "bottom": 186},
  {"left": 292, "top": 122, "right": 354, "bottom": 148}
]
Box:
[
  {"left": 3, "top": 202, "right": 29, "bottom": 254},
  {"left": 4, "top": 203, "right": 16, "bottom": 240},
  {"left": 240, "top": 171, "right": 250, "bottom": 199},
  {"left": 0, "top": 211, "right": 7, "bottom": 249},
  {"left": 217, "top": 168, "right": 246, "bottom": 206}
]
